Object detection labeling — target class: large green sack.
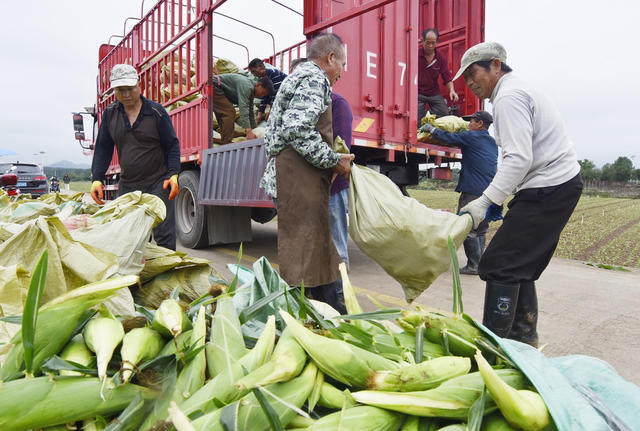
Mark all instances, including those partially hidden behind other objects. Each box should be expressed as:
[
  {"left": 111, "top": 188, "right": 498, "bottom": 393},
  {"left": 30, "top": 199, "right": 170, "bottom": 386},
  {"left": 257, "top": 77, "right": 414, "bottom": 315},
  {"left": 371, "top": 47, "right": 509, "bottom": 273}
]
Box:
[{"left": 348, "top": 164, "right": 472, "bottom": 303}]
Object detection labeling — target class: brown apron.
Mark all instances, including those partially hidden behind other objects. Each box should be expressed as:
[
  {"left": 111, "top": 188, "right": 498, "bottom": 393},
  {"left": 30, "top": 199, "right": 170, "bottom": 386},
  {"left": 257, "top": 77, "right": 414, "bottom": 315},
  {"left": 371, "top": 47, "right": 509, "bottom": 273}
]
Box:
[{"left": 275, "top": 105, "right": 341, "bottom": 287}]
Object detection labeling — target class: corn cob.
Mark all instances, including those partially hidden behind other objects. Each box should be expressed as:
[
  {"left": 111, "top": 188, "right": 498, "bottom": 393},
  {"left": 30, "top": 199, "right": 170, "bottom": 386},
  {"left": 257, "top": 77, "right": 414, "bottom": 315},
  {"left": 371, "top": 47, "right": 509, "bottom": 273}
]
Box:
[
  {"left": 307, "top": 406, "right": 404, "bottom": 431},
  {"left": 317, "top": 381, "right": 352, "bottom": 409},
  {"left": 352, "top": 368, "right": 528, "bottom": 418},
  {"left": 168, "top": 401, "right": 195, "bottom": 431},
  {"left": 140, "top": 306, "right": 207, "bottom": 430},
  {"left": 474, "top": 351, "right": 550, "bottom": 431},
  {"left": 83, "top": 313, "right": 124, "bottom": 385},
  {"left": 0, "top": 376, "right": 157, "bottom": 430},
  {"left": 401, "top": 415, "right": 421, "bottom": 431},
  {"left": 279, "top": 310, "right": 398, "bottom": 388},
  {"left": 59, "top": 334, "right": 94, "bottom": 376},
  {"left": 178, "top": 315, "right": 276, "bottom": 416},
  {"left": 234, "top": 327, "right": 306, "bottom": 390},
  {"left": 481, "top": 412, "right": 517, "bottom": 430},
  {"left": 367, "top": 356, "right": 471, "bottom": 392},
  {"left": 0, "top": 276, "right": 138, "bottom": 381},
  {"left": 437, "top": 425, "right": 468, "bottom": 431},
  {"left": 152, "top": 298, "right": 191, "bottom": 338},
  {"left": 206, "top": 296, "right": 247, "bottom": 378},
  {"left": 288, "top": 413, "right": 317, "bottom": 428},
  {"left": 191, "top": 361, "right": 318, "bottom": 431},
  {"left": 394, "top": 332, "right": 445, "bottom": 360},
  {"left": 120, "top": 327, "right": 164, "bottom": 383}
]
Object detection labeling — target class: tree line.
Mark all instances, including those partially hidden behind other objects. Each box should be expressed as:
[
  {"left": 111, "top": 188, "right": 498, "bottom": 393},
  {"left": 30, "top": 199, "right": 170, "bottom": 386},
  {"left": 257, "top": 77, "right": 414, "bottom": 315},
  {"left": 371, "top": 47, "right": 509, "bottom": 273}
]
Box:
[
  {"left": 579, "top": 157, "right": 640, "bottom": 182},
  {"left": 43, "top": 167, "right": 91, "bottom": 182}
]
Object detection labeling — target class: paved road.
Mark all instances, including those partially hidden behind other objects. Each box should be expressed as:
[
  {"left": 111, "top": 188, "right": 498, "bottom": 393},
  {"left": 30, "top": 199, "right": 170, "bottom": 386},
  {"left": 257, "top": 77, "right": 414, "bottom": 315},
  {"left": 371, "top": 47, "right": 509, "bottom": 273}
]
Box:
[{"left": 179, "top": 220, "right": 640, "bottom": 385}]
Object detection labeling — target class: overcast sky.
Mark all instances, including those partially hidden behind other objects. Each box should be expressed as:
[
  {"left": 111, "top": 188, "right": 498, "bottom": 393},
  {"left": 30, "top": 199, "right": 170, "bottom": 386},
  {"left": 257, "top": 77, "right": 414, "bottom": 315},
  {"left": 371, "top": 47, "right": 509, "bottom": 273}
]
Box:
[{"left": 0, "top": 0, "right": 637, "bottom": 168}]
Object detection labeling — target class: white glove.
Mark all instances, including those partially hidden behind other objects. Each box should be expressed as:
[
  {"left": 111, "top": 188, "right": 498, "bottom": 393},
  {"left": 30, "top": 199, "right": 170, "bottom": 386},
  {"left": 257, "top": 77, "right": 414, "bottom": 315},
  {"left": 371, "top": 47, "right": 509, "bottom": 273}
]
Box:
[
  {"left": 420, "top": 123, "right": 436, "bottom": 134},
  {"left": 459, "top": 194, "right": 494, "bottom": 229}
]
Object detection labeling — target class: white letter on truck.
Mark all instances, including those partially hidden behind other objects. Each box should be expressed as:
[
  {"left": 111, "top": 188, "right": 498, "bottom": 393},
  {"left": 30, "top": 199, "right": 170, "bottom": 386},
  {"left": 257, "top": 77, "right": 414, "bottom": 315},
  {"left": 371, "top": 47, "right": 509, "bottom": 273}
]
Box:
[
  {"left": 398, "top": 62, "right": 406, "bottom": 86},
  {"left": 366, "top": 52, "right": 377, "bottom": 79}
]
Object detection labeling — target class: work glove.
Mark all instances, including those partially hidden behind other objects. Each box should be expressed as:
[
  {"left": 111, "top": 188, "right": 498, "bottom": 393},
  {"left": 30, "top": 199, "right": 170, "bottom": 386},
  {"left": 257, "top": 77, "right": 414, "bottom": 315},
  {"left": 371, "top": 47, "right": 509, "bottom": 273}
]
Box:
[
  {"left": 459, "top": 194, "right": 493, "bottom": 229},
  {"left": 90, "top": 180, "right": 104, "bottom": 205},
  {"left": 419, "top": 123, "right": 436, "bottom": 134},
  {"left": 163, "top": 174, "right": 179, "bottom": 200},
  {"left": 486, "top": 203, "right": 504, "bottom": 222}
]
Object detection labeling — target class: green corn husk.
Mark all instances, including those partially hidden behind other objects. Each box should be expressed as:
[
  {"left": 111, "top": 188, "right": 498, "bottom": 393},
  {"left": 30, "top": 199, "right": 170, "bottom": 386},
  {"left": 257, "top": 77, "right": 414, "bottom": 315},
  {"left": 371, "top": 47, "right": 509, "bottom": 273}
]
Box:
[
  {"left": 279, "top": 310, "right": 398, "bottom": 388},
  {"left": 401, "top": 415, "right": 421, "bottom": 431},
  {"left": 401, "top": 416, "right": 441, "bottom": 431},
  {"left": 481, "top": 412, "right": 517, "bottom": 430},
  {"left": 159, "top": 329, "right": 193, "bottom": 357},
  {"left": 191, "top": 361, "right": 318, "bottom": 431},
  {"left": 288, "top": 413, "right": 317, "bottom": 428},
  {"left": 438, "top": 425, "right": 468, "bottom": 431},
  {"left": 308, "top": 406, "right": 404, "bottom": 431},
  {"left": 367, "top": 356, "right": 471, "bottom": 392},
  {"left": 152, "top": 298, "right": 191, "bottom": 338},
  {"left": 205, "top": 296, "right": 247, "bottom": 378},
  {"left": 120, "top": 327, "right": 164, "bottom": 383},
  {"left": 59, "top": 334, "right": 94, "bottom": 376},
  {"left": 0, "top": 275, "right": 138, "bottom": 381},
  {"left": 234, "top": 327, "right": 306, "bottom": 390},
  {"left": 394, "top": 332, "right": 445, "bottom": 360},
  {"left": 352, "top": 368, "right": 528, "bottom": 419},
  {"left": 140, "top": 306, "right": 207, "bottom": 430},
  {"left": 474, "top": 352, "right": 550, "bottom": 431},
  {"left": 83, "top": 313, "right": 124, "bottom": 384},
  {"left": 0, "top": 376, "right": 157, "bottom": 430},
  {"left": 317, "top": 381, "right": 353, "bottom": 409},
  {"left": 179, "top": 315, "right": 276, "bottom": 416}
]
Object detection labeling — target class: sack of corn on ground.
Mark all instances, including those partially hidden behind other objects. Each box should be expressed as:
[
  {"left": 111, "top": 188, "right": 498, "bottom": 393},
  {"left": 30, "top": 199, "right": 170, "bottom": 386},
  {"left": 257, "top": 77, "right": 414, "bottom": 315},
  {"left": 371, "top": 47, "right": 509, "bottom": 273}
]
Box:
[{"left": 1, "top": 192, "right": 639, "bottom": 430}]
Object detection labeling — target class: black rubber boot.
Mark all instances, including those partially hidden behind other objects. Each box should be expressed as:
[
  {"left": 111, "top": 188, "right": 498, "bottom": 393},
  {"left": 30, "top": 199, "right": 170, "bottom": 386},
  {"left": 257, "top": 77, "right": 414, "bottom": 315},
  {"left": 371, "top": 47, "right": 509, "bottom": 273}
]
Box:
[
  {"left": 509, "top": 280, "right": 539, "bottom": 347},
  {"left": 482, "top": 280, "right": 520, "bottom": 337},
  {"left": 461, "top": 235, "right": 481, "bottom": 274}
]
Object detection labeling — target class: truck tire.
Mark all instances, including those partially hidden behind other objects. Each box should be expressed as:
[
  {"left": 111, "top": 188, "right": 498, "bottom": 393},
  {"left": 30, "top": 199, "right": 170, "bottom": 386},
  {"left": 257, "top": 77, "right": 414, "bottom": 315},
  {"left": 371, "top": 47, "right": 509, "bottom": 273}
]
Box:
[{"left": 175, "top": 170, "right": 209, "bottom": 249}]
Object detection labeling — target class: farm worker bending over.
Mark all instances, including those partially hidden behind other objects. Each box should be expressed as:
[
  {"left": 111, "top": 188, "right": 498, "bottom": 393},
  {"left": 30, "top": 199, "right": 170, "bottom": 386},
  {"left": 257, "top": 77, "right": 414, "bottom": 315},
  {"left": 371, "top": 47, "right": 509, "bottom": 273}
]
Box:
[
  {"left": 455, "top": 42, "right": 583, "bottom": 347},
  {"left": 90, "top": 64, "right": 181, "bottom": 250},
  {"left": 212, "top": 73, "right": 274, "bottom": 145},
  {"left": 248, "top": 58, "right": 288, "bottom": 124},
  {"left": 260, "top": 33, "right": 354, "bottom": 313},
  {"left": 418, "top": 28, "right": 459, "bottom": 121},
  {"left": 421, "top": 110, "right": 498, "bottom": 275}
]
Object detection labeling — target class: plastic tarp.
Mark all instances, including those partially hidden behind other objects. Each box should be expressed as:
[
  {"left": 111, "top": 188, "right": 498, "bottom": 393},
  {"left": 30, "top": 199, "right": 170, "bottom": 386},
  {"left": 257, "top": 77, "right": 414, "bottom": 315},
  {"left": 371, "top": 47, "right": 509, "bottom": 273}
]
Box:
[
  {"left": 480, "top": 325, "right": 640, "bottom": 430},
  {"left": 139, "top": 243, "right": 211, "bottom": 283},
  {"left": 348, "top": 164, "right": 472, "bottom": 303},
  {"left": 0, "top": 264, "right": 30, "bottom": 354}
]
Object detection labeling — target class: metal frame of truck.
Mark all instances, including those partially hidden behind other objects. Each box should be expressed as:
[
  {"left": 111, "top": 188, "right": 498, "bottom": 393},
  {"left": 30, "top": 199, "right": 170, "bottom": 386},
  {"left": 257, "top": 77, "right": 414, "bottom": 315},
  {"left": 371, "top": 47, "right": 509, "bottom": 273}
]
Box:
[{"left": 85, "top": 0, "right": 484, "bottom": 248}]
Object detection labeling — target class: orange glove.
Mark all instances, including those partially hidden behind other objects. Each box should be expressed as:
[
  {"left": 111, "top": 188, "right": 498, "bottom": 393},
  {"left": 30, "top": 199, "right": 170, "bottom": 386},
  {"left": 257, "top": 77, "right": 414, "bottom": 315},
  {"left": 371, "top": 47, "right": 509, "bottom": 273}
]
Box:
[
  {"left": 163, "top": 174, "right": 179, "bottom": 200},
  {"left": 90, "top": 181, "right": 104, "bottom": 205}
]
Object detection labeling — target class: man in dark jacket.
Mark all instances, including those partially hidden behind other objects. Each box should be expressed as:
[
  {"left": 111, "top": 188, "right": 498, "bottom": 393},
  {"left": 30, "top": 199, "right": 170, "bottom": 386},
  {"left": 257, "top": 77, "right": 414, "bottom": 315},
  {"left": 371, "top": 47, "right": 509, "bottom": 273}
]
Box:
[
  {"left": 90, "top": 64, "right": 181, "bottom": 250},
  {"left": 248, "top": 59, "right": 287, "bottom": 124},
  {"left": 421, "top": 110, "right": 498, "bottom": 274}
]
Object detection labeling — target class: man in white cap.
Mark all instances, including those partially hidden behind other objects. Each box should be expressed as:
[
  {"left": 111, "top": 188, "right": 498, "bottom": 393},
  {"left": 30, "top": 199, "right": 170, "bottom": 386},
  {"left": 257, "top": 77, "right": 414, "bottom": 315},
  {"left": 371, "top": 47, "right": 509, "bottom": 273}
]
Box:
[
  {"left": 90, "top": 64, "right": 181, "bottom": 250},
  {"left": 454, "top": 42, "right": 583, "bottom": 346}
]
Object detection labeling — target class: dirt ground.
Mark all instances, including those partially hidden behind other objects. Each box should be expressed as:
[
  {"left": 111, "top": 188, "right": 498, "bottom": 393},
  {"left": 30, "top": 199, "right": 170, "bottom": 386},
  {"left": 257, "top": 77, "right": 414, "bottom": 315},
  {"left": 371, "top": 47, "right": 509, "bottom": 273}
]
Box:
[{"left": 178, "top": 220, "right": 640, "bottom": 386}]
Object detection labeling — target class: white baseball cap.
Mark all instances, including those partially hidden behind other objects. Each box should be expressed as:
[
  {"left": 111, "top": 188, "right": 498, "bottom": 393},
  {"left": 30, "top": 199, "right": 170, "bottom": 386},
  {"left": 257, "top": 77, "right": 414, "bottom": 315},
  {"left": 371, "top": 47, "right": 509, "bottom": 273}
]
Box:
[
  {"left": 110, "top": 64, "right": 139, "bottom": 90},
  {"left": 452, "top": 42, "right": 507, "bottom": 82}
]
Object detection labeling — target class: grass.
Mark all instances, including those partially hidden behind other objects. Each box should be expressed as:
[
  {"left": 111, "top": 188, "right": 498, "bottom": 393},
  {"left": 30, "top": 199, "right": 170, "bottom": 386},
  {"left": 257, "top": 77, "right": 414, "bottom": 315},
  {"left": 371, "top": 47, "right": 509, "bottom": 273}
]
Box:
[
  {"left": 408, "top": 188, "right": 640, "bottom": 269},
  {"left": 69, "top": 181, "right": 92, "bottom": 193}
]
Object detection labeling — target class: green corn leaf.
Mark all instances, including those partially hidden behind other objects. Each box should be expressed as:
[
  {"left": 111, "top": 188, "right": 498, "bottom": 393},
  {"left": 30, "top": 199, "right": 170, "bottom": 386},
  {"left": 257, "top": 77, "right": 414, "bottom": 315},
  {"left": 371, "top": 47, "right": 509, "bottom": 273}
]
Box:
[
  {"left": 228, "top": 244, "right": 244, "bottom": 296},
  {"left": 41, "top": 355, "right": 98, "bottom": 376},
  {"left": 252, "top": 387, "right": 285, "bottom": 431},
  {"left": 441, "top": 330, "right": 451, "bottom": 356},
  {"left": 103, "top": 393, "right": 153, "bottom": 431},
  {"left": 415, "top": 323, "right": 425, "bottom": 363},
  {"left": 336, "top": 308, "right": 404, "bottom": 321},
  {"left": 288, "top": 289, "right": 335, "bottom": 330},
  {"left": 448, "top": 236, "right": 463, "bottom": 315},
  {"left": 23, "top": 249, "right": 49, "bottom": 375},
  {"left": 238, "top": 287, "right": 294, "bottom": 324},
  {"left": 299, "top": 282, "right": 307, "bottom": 320},
  {"left": 0, "top": 315, "right": 22, "bottom": 324},
  {"left": 170, "top": 286, "right": 180, "bottom": 301},
  {"left": 135, "top": 304, "right": 155, "bottom": 323},
  {"left": 467, "top": 386, "right": 487, "bottom": 431},
  {"left": 220, "top": 401, "right": 240, "bottom": 431},
  {"left": 475, "top": 337, "right": 515, "bottom": 368}
]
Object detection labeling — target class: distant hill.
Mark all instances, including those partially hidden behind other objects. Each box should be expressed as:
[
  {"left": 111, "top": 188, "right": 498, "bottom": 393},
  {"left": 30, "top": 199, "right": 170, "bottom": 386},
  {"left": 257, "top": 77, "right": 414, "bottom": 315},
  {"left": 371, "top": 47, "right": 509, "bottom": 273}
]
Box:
[{"left": 47, "top": 160, "right": 91, "bottom": 169}]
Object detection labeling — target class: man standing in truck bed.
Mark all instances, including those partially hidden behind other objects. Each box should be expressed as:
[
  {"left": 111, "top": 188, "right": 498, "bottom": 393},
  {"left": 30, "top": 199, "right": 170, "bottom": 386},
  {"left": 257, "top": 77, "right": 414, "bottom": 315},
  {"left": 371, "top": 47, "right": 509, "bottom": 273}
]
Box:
[
  {"left": 248, "top": 58, "right": 287, "bottom": 124},
  {"left": 212, "top": 73, "right": 274, "bottom": 145},
  {"left": 90, "top": 64, "right": 180, "bottom": 250},
  {"left": 260, "top": 33, "right": 354, "bottom": 312}
]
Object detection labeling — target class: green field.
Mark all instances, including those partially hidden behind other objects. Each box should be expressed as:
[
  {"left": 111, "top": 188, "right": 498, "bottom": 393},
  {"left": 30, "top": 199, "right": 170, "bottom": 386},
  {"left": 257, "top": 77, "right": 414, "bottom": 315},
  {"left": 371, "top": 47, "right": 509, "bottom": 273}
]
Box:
[
  {"left": 409, "top": 189, "right": 640, "bottom": 268},
  {"left": 69, "top": 181, "right": 92, "bottom": 193}
]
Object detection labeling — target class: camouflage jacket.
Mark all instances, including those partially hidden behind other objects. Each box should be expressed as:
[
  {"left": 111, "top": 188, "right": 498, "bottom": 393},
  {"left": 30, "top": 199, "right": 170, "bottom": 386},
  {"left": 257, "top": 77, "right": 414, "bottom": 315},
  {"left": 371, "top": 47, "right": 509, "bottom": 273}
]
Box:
[{"left": 260, "top": 61, "right": 340, "bottom": 198}]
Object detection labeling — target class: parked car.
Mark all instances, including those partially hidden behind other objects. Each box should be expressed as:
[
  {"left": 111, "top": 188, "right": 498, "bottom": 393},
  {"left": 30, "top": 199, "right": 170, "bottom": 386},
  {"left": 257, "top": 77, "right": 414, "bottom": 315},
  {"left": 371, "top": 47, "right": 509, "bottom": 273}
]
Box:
[{"left": 0, "top": 162, "right": 48, "bottom": 197}]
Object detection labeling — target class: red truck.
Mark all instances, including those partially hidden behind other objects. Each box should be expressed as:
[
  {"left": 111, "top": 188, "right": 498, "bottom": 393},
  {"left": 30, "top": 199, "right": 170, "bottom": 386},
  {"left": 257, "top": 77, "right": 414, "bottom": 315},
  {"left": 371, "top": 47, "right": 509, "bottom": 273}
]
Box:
[{"left": 76, "top": 0, "right": 484, "bottom": 248}]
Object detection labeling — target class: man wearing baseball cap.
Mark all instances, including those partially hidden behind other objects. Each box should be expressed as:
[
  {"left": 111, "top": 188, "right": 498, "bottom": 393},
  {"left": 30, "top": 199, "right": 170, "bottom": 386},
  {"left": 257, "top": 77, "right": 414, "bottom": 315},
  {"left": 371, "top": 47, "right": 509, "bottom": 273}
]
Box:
[
  {"left": 454, "top": 42, "right": 583, "bottom": 347},
  {"left": 420, "top": 110, "right": 498, "bottom": 275},
  {"left": 90, "top": 64, "right": 181, "bottom": 250}
]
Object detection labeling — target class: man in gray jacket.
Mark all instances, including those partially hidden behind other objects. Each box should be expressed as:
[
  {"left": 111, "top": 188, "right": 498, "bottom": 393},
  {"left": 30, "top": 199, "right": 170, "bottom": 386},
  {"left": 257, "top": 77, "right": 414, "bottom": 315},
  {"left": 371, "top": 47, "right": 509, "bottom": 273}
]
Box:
[{"left": 455, "top": 42, "right": 583, "bottom": 347}]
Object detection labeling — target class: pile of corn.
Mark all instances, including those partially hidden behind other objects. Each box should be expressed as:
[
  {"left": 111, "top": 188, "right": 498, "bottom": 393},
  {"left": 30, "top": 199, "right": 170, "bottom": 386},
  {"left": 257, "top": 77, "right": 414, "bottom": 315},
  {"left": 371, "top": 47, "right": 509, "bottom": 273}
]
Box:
[{"left": 0, "top": 257, "right": 552, "bottom": 431}]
